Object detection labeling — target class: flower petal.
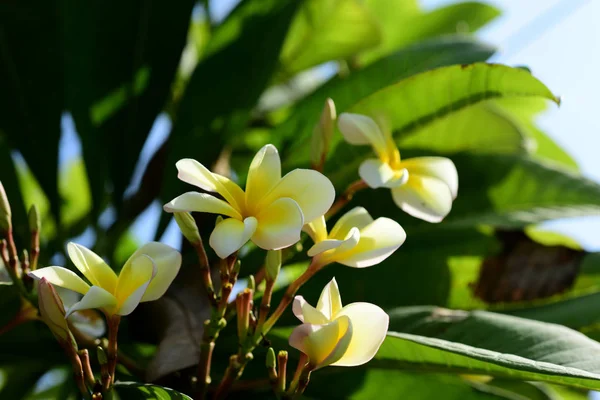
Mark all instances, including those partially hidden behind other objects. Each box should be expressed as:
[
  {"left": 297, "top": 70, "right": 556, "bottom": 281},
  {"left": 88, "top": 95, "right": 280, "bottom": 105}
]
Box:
[
  {"left": 329, "top": 207, "right": 373, "bottom": 240},
  {"left": 65, "top": 286, "right": 118, "bottom": 317},
  {"left": 316, "top": 228, "right": 361, "bottom": 266},
  {"left": 316, "top": 278, "right": 343, "bottom": 319},
  {"left": 391, "top": 175, "right": 453, "bottom": 223},
  {"left": 260, "top": 169, "right": 335, "bottom": 223},
  {"left": 359, "top": 159, "right": 407, "bottom": 189},
  {"left": 29, "top": 266, "right": 90, "bottom": 295},
  {"left": 335, "top": 218, "right": 405, "bottom": 268},
  {"left": 338, "top": 113, "right": 388, "bottom": 157},
  {"left": 307, "top": 239, "right": 344, "bottom": 257},
  {"left": 176, "top": 159, "right": 244, "bottom": 211},
  {"left": 209, "top": 217, "right": 258, "bottom": 259},
  {"left": 289, "top": 316, "right": 352, "bottom": 369},
  {"left": 214, "top": 174, "right": 246, "bottom": 210},
  {"left": 67, "top": 243, "right": 118, "bottom": 293},
  {"left": 116, "top": 255, "right": 157, "bottom": 316},
  {"left": 302, "top": 216, "right": 328, "bottom": 243},
  {"left": 332, "top": 303, "right": 388, "bottom": 367},
  {"left": 402, "top": 157, "right": 458, "bottom": 199},
  {"left": 163, "top": 191, "right": 242, "bottom": 219},
  {"left": 292, "top": 296, "right": 328, "bottom": 325},
  {"left": 245, "top": 144, "right": 281, "bottom": 211},
  {"left": 252, "top": 198, "right": 303, "bottom": 250},
  {"left": 122, "top": 242, "right": 182, "bottom": 302}
]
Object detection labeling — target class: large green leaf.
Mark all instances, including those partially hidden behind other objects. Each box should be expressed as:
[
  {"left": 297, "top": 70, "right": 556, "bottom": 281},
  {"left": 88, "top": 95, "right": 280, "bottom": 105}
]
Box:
[
  {"left": 361, "top": 1, "right": 500, "bottom": 64},
  {"left": 382, "top": 307, "right": 600, "bottom": 390},
  {"left": 279, "top": 0, "right": 381, "bottom": 76},
  {"left": 112, "top": 382, "right": 192, "bottom": 400},
  {"left": 63, "top": 0, "right": 195, "bottom": 218},
  {"left": 0, "top": 137, "right": 28, "bottom": 240}
]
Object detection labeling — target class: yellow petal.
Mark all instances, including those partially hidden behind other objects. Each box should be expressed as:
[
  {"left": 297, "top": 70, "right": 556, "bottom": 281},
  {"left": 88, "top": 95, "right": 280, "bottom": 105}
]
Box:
[
  {"left": 307, "top": 239, "right": 344, "bottom": 257},
  {"left": 336, "top": 218, "right": 405, "bottom": 268},
  {"left": 260, "top": 169, "right": 335, "bottom": 223},
  {"left": 402, "top": 157, "right": 458, "bottom": 199},
  {"left": 391, "top": 175, "right": 453, "bottom": 223},
  {"left": 315, "top": 228, "right": 361, "bottom": 266},
  {"left": 303, "top": 216, "right": 328, "bottom": 243},
  {"left": 292, "top": 296, "right": 329, "bottom": 325},
  {"left": 245, "top": 144, "right": 281, "bottom": 212},
  {"left": 338, "top": 113, "right": 389, "bottom": 161},
  {"left": 214, "top": 173, "right": 246, "bottom": 210},
  {"left": 332, "top": 302, "right": 388, "bottom": 367},
  {"left": 329, "top": 207, "right": 373, "bottom": 240},
  {"left": 29, "top": 266, "right": 90, "bottom": 295},
  {"left": 123, "top": 242, "right": 182, "bottom": 302},
  {"left": 253, "top": 198, "right": 303, "bottom": 250},
  {"left": 289, "top": 316, "right": 352, "bottom": 369},
  {"left": 316, "top": 278, "right": 343, "bottom": 319},
  {"left": 209, "top": 217, "right": 258, "bottom": 259},
  {"left": 163, "top": 191, "right": 242, "bottom": 219},
  {"left": 115, "top": 255, "right": 156, "bottom": 315},
  {"left": 65, "top": 286, "right": 118, "bottom": 317},
  {"left": 175, "top": 159, "right": 244, "bottom": 211},
  {"left": 359, "top": 159, "right": 407, "bottom": 189},
  {"left": 67, "top": 243, "right": 118, "bottom": 293}
]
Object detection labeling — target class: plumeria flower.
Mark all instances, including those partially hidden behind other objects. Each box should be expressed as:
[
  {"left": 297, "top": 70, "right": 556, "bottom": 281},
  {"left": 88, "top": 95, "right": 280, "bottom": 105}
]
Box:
[
  {"left": 303, "top": 207, "right": 406, "bottom": 268},
  {"left": 289, "top": 278, "right": 388, "bottom": 369},
  {"left": 29, "top": 242, "right": 181, "bottom": 317},
  {"left": 338, "top": 113, "right": 458, "bottom": 223},
  {"left": 164, "top": 144, "right": 335, "bottom": 259}
]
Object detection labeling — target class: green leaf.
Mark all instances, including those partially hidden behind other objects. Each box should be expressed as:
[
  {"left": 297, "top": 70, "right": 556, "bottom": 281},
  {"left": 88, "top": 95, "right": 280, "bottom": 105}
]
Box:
[
  {"left": 279, "top": 0, "right": 381, "bottom": 76},
  {"left": 63, "top": 0, "right": 195, "bottom": 217},
  {"left": 361, "top": 1, "right": 500, "bottom": 64},
  {"left": 112, "top": 382, "right": 192, "bottom": 400},
  {"left": 381, "top": 307, "right": 600, "bottom": 390},
  {"left": 0, "top": 137, "right": 28, "bottom": 240}
]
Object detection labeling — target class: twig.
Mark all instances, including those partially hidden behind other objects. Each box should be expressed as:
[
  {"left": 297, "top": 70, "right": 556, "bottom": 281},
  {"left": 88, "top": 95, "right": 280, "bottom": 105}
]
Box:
[
  {"left": 325, "top": 179, "right": 368, "bottom": 219},
  {"left": 106, "top": 315, "right": 121, "bottom": 385}
]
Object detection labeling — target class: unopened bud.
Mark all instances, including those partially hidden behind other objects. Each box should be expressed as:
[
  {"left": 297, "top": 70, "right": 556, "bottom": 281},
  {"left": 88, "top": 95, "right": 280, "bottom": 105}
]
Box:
[
  {"left": 215, "top": 215, "right": 224, "bottom": 227},
  {"left": 310, "top": 98, "right": 336, "bottom": 167},
  {"left": 97, "top": 346, "right": 108, "bottom": 365},
  {"left": 266, "top": 347, "right": 277, "bottom": 369},
  {"left": 174, "top": 212, "right": 201, "bottom": 244},
  {"left": 265, "top": 250, "right": 281, "bottom": 282},
  {"left": 38, "top": 278, "right": 73, "bottom": 345},
  {"left": 28, "top": 205, "right": 41, "bottom": 234},
  {"left": 247, "top": 275, "right": 255, "bottom": 291},
  {"left": 0, "top": 181, "right": 12, "bottom": 233}
]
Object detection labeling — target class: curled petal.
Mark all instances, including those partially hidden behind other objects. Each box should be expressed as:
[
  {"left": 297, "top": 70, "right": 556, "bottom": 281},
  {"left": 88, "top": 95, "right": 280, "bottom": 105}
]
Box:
[
  {"left": 117, "top": 255, "right": 157, "bottom": 316},
  {"left": 335, "top": 218, "right": 405, "bottom": 268},
  {"left": 316, "top": 278, "right": 342, "bottom": 320},
  {"left": 29, "top": 266, "right": 90, "bottom": 295},
  {"left": 303, "top": 216, "right": 328, "bottom": 243},
  {"left": 292, "top": 296, "right": 328, "bottom": 325},
  {"left": 333, "top": 303, "right": 389, "bottom": 367},
  {"left": 329, "top": 207, "right": 373, "bottom": 240},
  {"left": 252, "top": 198, "right": 303, "bottom": 250},
  {"left": 163, "top": 192, "right": 242, "bottom": 220},
  {"left": 123, "top": 242, "right": 182, "bottom": 302},
  {"left": 209, "top": 217, "right": 258, "bottom": 259},
  {"left": 289, "top": 316, "right": 352, "bottom": 369},
  {"left": 176, "top": 159, "right": 244, "bottom": 211},
  {"left": 402, "top": 157, "right": 458, "bottom": 199},
  {"left": 307, "top": 239, "right": 344, "bottom": 257},
  {"left": 359, "top": 159, "right": 407, "bottom": 189},
  {"left": 391, "top": 175, "right": 453, "bottom": 223},
  {"left": 245, "top": 144, "right": 281, "bottom": 211},
  {"left": 315, "top": 228, "right": 361, "bottom": 266},
  {"left": 338, "top": 113, "right": 388, "bottom": 159},
  {"left": 66, "top": 286, "right": 118, "bottom": 318},
  {"left": 67, "top": 243, "right": 118, "bottom": 293},
  {"left": 260, "top": 169, "right": 335, "bottom": 223}
]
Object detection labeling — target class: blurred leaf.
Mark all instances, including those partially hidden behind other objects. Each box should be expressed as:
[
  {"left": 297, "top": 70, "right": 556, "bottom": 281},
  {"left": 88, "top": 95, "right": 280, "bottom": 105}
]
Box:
[
  {"left": 0, "top": 1, "right": 62, "bottom": 223},
  {"left": 24, "top": 366, "right": 77, "bottom": 400},
  {"left": 0, "top": 362, "right": 48, "bottom": 399},
  {"left": 383, "top": 307, "right": 600, "bottom": 390},
  {"left": 112, "top": 382, "right": 192, "bottom": 400},
  {"left": 59, "top": 158, "right": 91, "bottom": 229},
  {"left": 63, "top": 0, "right": 195, "bottom": 218},
  {"left": 483, "top": 380, "right": 557, "bottom": 400},
  {"left": 361, "top": 1, "right": 500, "bottom": 64},
  {"left": 279, "top": 0, "right": 381, "bottom": 76},
  {"left": 0, "top": 137, "right": 27, "bottom": 239}
]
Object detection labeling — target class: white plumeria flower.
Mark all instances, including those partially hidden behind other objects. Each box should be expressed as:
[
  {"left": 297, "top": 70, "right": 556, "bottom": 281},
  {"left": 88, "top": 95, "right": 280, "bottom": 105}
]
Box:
[
  {"left": 289, "top": 278, "right": 388, "bottom": 369},
  {"left": 303, "top": 207, "right": 406, "bottom": 268},
  {"left": 164, "top": 144, "right": 335, "bottom": 259},
  {"left": 30, "top": 242, "right": 181, "bottom": 317},
  {"left": 338, "top": 113, "right": 458, "bottom": 223}
]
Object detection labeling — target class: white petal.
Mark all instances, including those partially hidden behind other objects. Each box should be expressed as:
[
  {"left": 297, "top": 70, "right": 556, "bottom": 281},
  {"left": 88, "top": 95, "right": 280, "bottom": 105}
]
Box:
[
  {"left": 209, "top": 217, "right": 258, "bottom": 259},
  {"left": 338, "top": 113, "right": 387, "bottom": 157},
  {"left": 67, "top": 243, "right": 118, "bottom": 293},
  {"left": 163, "top": 192, "right": 242, "bottom": 219},
  {"left": 307, "top": 239, "right": 344, "bottom": 257},
  {"left": 292, "top": 296, "right": 328, "bottom": 325},
  {"left": 66, "top": 286, "right": 118, "bottom": 317},
  {"left": 329, "top": 207, "right": 373, "bottom": 240},
  {"left": 391, "top": 175, "right": 453, "bottom": 223},
  {"left": 359, "top": 159, "right": 407, "bottom": 189},
  {"left": 316, "top": 228, "right": 361, "bottom": 266},
  {"left": 135, "top": 243, "right": 182, "bottom": 302},
  {"left": 245, "top": 144, "right": 281, "bottom": 210},
  {"left": 332, "top": 303, "right": 388, "bottom": 367},
  {"left": 316, "top": 278, "right": 343, "bottom": 320},
  {"left": 29, "top": 266, "right": 90, "bottom": 295},
  {"left": 252, "top": 198, "right": 303, "bottom": 250},
  {"left": 117, "top": 256, "right": 157, "bottom": 316},
  {"left": 402, "top": 157, "right": 458, "bottom": 199}
]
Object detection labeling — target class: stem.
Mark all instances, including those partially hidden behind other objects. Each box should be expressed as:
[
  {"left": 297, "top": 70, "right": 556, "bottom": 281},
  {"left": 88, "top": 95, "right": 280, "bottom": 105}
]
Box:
[
  {"left": 106, "top": 315, "right": 121, "bottom": 385},
  {"left": 256, "top": 279, "right": 275, "bottom": 330},
  {"left": 214, "top": 353, "right": 253, "bottom": 400},
  {"left": 79, "top": 349, "right": 96, "bottom": 387},
  {"left": 65, "top": 345, "right": 90, "bottom": 399},
  {"left": 194, "top": 240, "right": 216, "bottom": 307},
  {"left": 286, "top": 353, "right": 309, "bottom": 397},
  {"left": 325, "top": 180, "right": 368, "bottom": 219},
  {"left": 196, "top": 338, "right": 214, "bottom": 399},
  {"left": 277, "top": 351, "right": 288, "bottom": 394},
  {"left": 30, "top": 228, "right": 40, "bottom": 271}
]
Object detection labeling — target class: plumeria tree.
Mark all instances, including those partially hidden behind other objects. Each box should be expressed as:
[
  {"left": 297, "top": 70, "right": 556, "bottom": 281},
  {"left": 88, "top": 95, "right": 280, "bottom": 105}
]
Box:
[{"left": 1, "top": 1, "right": 600, "bottom": 400}]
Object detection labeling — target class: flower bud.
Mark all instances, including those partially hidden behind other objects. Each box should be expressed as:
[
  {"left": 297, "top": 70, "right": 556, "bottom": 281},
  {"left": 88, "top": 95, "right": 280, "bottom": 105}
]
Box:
[
  {"left": 0, "top": 181, "right": 12, "bottom": 233},
  {"left": 265, "top": 250, "right": 281, "bottom": 282},
  {"left": 247, "top": 275, "right": 255, "bottom": 291},
  {"left": 28, "top": 205, "right": 41, "bottom": 234},
  {"left": 310, "top": 98, "right": 336, "bottom": 167},
  {"left": 266, "top": 347, "right": 277, "bottom": 369},
  {"left": 97, "top": 346, "right": 108, "bottom": 365},
  {"left": 38, "top": 278, "right": 74, "bottom": 345},
  {"left": 173, "top": 212, "right": 201, "bottom": 245}
]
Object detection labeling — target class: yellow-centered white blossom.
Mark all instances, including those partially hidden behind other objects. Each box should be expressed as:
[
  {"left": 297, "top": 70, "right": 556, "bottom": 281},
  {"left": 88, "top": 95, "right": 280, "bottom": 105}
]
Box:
[
  {"left": 30, "top": 242, "right": 181, "bottom": 317},
  {"left": 289, "top": 278, "right": 388, "bottom": 369},
  {"left": 164, "top": 144, "right": 335, "bottom": 259},
  {"left": 303, "top": 207, "right": 406, "bottom": 268},
  {"left": 338, "top": 113, "right": 458, "bottom": 223}
]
